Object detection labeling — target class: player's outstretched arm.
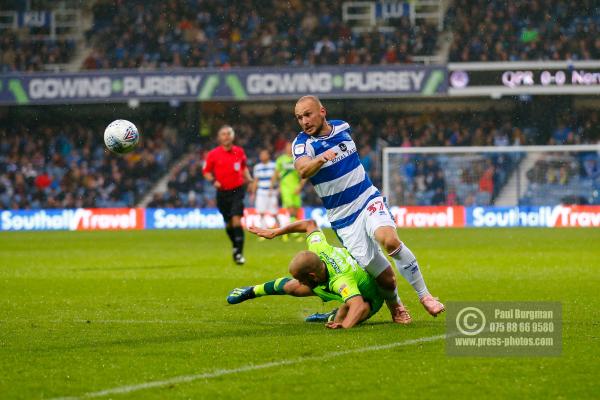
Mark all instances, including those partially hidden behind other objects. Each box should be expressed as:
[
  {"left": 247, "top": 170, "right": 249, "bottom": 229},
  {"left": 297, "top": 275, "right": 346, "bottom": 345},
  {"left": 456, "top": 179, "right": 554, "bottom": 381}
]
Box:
[
  {"left": 326, "top": 296, "right": 370, "bottom": 329},
  {"left": 294, "top": 149, "right": 338, "bottom": 179},
  {"left": 248, "top": 219, "right": 319, "bottom": 239}
]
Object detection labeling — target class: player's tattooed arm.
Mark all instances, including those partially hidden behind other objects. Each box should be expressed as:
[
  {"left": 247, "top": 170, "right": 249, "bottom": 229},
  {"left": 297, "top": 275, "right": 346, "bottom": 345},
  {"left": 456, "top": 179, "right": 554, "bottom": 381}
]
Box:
[{"left": 294, "top": 149, "right": 337, "bottom": 178}]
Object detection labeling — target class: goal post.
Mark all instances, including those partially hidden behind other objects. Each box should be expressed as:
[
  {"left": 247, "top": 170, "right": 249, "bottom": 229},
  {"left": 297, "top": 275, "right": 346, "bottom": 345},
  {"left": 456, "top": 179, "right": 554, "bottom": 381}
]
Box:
[{"left": 382, "top": 144, "right": 600, "bottom": 208}]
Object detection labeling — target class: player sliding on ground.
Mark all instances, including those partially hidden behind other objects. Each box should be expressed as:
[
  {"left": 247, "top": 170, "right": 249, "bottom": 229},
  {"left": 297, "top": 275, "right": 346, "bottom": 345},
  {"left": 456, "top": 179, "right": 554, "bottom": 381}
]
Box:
[
  {"left": 291, "top": 95, "right": 444, "bottom": 322},
  {"left": 227, "top": 219, "right": 384, "bottom": 329}
]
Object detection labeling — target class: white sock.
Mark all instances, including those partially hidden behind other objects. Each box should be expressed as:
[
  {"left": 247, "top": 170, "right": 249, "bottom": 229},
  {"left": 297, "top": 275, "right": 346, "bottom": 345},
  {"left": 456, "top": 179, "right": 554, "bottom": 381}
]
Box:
[{"left": 389, "top": 244, "right": 430, "bottom": 299}]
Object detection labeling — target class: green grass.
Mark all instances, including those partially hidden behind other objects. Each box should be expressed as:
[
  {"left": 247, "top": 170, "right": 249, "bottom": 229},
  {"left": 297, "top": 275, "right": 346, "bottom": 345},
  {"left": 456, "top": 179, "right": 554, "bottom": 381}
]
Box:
[{"left": 0, "top": 228, "right": 598, "bottom": 399}]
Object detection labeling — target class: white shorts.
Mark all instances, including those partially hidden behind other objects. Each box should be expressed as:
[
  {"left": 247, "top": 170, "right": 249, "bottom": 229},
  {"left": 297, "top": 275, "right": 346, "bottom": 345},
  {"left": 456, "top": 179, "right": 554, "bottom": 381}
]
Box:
[
  {"left": 334, "top": 196, "right": 397, "bottom": 278},
  {"left": 255, "top": 190, "right": 278, "bottom": 214}
]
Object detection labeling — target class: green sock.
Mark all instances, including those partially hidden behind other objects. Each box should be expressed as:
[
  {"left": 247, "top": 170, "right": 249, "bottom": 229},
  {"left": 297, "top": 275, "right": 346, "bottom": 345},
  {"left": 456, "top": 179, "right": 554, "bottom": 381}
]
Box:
[{"left": 253, "top": 277, "right": 291, "bottom": 297}]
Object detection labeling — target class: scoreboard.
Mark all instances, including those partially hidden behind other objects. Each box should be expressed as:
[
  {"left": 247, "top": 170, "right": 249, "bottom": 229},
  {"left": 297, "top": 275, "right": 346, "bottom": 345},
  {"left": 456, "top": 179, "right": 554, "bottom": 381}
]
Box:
[{"left": 448, "top": 61, "right": 600, "bottom": 97}]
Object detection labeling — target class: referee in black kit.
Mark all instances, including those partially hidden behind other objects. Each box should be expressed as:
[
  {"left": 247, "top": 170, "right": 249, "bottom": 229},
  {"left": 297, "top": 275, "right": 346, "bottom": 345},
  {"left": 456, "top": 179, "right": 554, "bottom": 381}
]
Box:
[{"left": 202, "top": 125, "right": 253, "bottom": 265}]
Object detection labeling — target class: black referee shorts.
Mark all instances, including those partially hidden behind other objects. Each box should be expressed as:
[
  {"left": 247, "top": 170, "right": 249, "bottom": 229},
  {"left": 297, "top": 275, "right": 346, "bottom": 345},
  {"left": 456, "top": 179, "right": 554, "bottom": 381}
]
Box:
[{"left": 216, "top": 185, "right": 246, "bottom": 222}]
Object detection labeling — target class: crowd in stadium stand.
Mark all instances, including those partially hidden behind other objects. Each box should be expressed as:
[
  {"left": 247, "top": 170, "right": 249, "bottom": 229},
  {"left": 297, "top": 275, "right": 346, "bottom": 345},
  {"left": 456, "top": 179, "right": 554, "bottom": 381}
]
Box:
[
  {"left": 0, "top": 121, "right": 183, "bottom": 209},
  {"left": 550, "top": 110, "right": 600, "bottom": 145},
  {"left": 3, "top": 0, "right": 600, "bottom": 71},
  {"left": 1, "top": 108, "right": 598, "bottom": 210},
  {"left": 83, "top": 0, "right": 438, "bottom": 69},
  {"left": 522, "top": 150, "right": 599, "bottom": 206},
  {"left": 147, "top": 109, "right": 600, "bottom": 209},
  {"left": 448, "top": 0, "right": 600, "bottom": 61},
  {"left": 389, "top": 151, "right": 519, "bottom": 207},
  {"left": 520, "top": 110, "right": 600, "bottom": 205},
  {"left": 0, "top": 32, "right": 76, "bottom": 73},
  {"left": 382, "top": 109, "right": 528, "bottom": 207}
]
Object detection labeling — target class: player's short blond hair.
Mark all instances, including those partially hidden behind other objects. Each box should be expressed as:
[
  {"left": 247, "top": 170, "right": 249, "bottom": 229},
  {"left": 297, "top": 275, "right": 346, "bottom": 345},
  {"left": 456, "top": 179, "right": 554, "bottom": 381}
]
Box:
[{"left": 295, "top": 95, "right": 323, "bottom": 108}]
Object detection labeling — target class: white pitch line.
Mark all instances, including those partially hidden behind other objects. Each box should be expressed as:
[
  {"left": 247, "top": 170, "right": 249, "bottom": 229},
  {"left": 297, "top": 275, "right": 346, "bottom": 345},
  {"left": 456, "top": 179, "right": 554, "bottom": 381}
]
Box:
[{"left": 50, "top": 334, "right": 446, "bottom": 400}]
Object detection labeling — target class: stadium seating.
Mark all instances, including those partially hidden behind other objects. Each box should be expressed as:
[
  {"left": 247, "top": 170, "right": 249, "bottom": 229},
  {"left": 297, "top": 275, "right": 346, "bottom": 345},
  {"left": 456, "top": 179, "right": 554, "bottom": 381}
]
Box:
[
  {"left": 521, "top": 152, "right": 600, "bottom": 206},
  {"left": 390, "top": 151, "right": 522, "bottom": 207},
  {"left": 147, "top": 153, "right": 217, "bottom": 209},
  {"left": 84, "top": 0, "right": 438, "bottom": 69},
  {"left": 2, "top": 1, "right": 599, "bottom": 209},
  {"left": 4, "top": 0, "right": 600, "bottom": 71},
  {"left": 153, "top": 109, "right": 600, "bottom": 208},
  {"left": 0, "top": 31, "right": 76, "bottom": 73},
  {"left": 0, "top": 120, "right": 184, "bottom": 209},
  {"left": 448, "top": 0, "right": 600, "bottom": 61},
  {"left": 2, "top": 106, "right": 597, "bottom": 210}
]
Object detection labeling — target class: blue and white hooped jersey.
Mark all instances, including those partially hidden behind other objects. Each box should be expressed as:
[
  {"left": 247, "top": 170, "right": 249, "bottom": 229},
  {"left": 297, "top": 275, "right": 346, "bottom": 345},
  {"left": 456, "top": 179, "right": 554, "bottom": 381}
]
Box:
[
  {"left": 253, "top": 161, "right": 276, "bottom": 193},
  {"left": 292, "top": 120, "right": 380, "bottom": 230}
]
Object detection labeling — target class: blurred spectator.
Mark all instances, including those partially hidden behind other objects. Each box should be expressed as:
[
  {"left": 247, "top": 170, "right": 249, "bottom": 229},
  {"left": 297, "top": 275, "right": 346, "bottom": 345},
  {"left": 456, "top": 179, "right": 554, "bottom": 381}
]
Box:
[
  {"left": 479, "top": 164, "right": 495, "bottom": 194},
  {"left": 552, "top": 121, "right": 571, "bottom": 144}
]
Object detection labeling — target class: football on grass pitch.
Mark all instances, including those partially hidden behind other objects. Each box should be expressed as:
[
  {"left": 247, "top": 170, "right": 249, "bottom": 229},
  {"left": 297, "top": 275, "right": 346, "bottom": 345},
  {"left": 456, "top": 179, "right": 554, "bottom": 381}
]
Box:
[{"left": 104, "top": 119, "right": 139, "bottom": 154}]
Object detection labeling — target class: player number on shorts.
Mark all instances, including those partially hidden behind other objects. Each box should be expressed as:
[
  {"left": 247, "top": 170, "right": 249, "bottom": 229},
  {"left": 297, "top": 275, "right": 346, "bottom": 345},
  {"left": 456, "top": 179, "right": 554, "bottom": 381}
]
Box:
[{"left": 367, "top": 200, "right": 384, "bottom": 215}]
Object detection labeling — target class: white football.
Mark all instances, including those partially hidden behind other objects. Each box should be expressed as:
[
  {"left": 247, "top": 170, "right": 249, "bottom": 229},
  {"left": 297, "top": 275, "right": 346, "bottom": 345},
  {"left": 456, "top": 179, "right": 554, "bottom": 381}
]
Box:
[{"left": 104, "top": 119, "right": 139, "bottom": 154}]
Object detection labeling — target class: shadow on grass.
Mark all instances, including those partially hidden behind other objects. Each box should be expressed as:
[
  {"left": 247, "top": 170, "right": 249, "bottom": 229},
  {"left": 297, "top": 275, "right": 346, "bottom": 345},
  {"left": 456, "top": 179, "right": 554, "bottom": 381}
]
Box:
[
  {"left": 22, "top": 318, "right": 446, "bottom": 353},
  {"left": 20, "top": 323, "right": 322, "bottom": 353}
]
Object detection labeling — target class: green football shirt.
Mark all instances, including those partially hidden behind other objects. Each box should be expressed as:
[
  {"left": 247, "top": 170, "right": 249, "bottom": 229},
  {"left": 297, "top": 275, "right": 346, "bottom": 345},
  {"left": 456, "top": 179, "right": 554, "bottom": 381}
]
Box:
[
  {"left": 306, "top": 231, "right": 383, "bottom": 316},
  {"left": 275, "top": 154, "right": 301, "bottom": 192}
]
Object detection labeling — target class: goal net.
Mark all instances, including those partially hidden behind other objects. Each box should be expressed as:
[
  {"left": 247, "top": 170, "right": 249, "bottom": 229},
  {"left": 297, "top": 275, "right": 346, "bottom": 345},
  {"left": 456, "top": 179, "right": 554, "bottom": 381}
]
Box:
[{"left": 382, "top": 145, "right": 600, "bottom": 208}]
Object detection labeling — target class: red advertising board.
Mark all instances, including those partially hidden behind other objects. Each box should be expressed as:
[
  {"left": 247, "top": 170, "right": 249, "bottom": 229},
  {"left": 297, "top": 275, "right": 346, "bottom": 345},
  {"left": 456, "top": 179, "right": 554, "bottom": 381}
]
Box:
[
  {"left": 550, "top": 205, "right": 600, "bottom": 227},
  {"left": 389, "top": 206, "right": 465, "bottom": 228},
  {"left": 73, "top": 208, "right": 144, "bottom": 230}
]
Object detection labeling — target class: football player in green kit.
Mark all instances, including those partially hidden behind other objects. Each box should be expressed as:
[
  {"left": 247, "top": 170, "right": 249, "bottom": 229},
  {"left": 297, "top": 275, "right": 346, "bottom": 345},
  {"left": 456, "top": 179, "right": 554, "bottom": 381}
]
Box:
[{"left": 227, "top": 219, "right": 384, "bottom": 329}]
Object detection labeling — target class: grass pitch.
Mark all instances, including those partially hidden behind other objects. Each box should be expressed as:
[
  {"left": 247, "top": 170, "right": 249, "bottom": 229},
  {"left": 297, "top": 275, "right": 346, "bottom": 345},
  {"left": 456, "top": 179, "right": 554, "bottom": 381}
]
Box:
[{"left": 1, "top": 228, "right": 598, "bottom": 399}]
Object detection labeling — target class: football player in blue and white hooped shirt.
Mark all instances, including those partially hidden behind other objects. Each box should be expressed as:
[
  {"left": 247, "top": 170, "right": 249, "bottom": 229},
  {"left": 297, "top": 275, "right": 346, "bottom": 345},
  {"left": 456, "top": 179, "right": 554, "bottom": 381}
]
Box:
[
  {"left": 292, "top": 96, "right": 444, "bottom": 322},
  {"left": 251, "top": 149, "right": 279, "bottom": 229}
]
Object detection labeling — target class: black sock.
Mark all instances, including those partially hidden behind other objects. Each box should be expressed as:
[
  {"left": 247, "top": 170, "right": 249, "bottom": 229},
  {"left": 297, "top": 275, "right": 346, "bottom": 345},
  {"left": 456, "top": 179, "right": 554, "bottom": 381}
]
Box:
[
  {"left": 233, "top": 226, "right": 244, "bottom": 253},
  {"left": 225, "top": 227, "right": 236, "bottom": 246}
]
